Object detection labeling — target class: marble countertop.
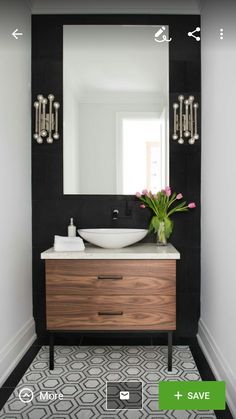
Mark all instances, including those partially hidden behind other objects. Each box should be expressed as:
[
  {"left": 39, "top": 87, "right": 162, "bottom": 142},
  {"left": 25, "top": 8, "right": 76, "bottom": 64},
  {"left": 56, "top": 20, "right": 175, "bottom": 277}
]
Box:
[{"left": 41, "top": 243, "right": 180, "bottom": 260}]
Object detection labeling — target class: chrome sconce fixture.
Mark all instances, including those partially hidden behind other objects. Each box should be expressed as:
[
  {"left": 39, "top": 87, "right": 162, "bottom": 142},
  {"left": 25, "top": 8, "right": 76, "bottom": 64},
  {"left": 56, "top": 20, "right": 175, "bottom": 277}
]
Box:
[
  {"left": 172, "top": 95, "right": 199, "bottom": 145},
  {"left": 33, "top": 94, "right": 60, "bottom": 144}
]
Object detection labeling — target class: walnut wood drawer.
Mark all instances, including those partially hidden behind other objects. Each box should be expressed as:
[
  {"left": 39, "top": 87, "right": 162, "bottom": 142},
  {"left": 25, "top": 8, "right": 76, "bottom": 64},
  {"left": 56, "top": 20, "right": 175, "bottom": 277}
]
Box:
[
  {"left": 46, "top": 259, "right": 176, "bottom": 296},
  {"left": 46, "top": 294, "right": 176, "bottom": 330}
]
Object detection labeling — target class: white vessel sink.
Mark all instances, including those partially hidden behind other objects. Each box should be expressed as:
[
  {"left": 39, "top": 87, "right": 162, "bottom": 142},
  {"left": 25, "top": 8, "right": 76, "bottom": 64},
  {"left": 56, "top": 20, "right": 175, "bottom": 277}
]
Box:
[{"left": 78, "top": 228, "right": 148, "bottom": 249}]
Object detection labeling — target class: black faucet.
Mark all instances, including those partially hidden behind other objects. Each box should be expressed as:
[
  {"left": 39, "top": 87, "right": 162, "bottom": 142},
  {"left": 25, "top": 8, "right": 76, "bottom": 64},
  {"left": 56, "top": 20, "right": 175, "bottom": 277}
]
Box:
[{"left": 125, "top": 199, "right": 132, "bottom": 216}]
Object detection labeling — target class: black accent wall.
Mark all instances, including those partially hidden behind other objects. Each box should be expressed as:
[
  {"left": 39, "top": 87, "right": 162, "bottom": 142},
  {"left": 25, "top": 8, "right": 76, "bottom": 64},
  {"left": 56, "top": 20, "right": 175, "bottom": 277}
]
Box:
[{"left": 32, "top": 14, "right": 201, "bottom": 338}]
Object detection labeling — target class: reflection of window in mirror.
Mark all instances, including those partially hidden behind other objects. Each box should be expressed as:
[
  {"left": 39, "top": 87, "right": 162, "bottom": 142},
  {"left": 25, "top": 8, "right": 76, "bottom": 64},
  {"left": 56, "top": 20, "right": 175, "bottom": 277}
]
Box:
[
  {"left": 146, "top": 142, "right": 159, "bottom": 193},
  {"left": 116, "top": 113, "right": 165, "bottom": 194}
]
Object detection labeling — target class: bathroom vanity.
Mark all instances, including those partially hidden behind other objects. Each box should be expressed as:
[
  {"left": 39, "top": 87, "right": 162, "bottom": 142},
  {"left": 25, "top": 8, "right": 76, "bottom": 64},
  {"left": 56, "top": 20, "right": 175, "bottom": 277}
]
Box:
[{"left": 41, "top": 243, "right": 180, "bottom": 371}]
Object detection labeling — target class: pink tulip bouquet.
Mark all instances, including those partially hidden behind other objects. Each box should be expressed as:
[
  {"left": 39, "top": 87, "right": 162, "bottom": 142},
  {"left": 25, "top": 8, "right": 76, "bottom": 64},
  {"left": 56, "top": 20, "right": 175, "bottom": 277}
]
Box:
[{"left": 136, "top": 187, "right": 196, "bottom": 245}]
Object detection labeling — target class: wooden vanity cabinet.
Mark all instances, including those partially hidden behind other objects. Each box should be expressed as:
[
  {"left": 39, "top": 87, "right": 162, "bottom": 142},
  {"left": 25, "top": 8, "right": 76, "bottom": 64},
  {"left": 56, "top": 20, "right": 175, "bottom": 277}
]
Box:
[{"left": 45, "top": 258, "right": 176, "bottom": 371}]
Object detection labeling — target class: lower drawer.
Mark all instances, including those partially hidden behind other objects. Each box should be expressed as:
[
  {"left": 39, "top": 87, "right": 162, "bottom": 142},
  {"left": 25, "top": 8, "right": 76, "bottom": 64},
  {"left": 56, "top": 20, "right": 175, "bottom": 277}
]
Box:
[{"left": 46, "top": 294, "right": 176, "bottom": 330}]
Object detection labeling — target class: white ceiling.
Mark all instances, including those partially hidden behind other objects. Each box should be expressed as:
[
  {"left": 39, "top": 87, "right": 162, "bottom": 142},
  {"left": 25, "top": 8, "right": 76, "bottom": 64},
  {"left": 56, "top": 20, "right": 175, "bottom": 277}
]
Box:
[{"left": 30, "top": 0, "right": 201, "bottom": 14}]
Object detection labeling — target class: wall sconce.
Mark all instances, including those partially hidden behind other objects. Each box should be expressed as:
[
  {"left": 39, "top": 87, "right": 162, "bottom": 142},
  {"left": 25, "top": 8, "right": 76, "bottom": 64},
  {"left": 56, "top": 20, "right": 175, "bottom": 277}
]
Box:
[
  {"left": 33, "top": 94, "right": 60, "bottom": 144},
  {"left": 172, "top": 95, "right": 199, "bottom": 145}
]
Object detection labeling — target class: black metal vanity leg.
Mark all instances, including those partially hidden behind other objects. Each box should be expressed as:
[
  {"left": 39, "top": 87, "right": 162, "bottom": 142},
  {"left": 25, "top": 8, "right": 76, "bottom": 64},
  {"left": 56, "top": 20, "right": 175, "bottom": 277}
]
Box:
[
  {"left": 168, "top": 332, "right": 173, "bottom": 372},
  {"left": 49, "top": 332, "right": 54, "bottom": 370}
]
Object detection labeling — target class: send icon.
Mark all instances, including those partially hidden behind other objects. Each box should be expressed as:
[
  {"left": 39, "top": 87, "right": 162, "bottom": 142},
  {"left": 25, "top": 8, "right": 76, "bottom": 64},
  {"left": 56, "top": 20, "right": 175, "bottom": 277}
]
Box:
[
  {"left": 120, "top": 391, "right": 130, "bottom": 400},
  {"left": 107, "top": 381, "right": 142, "bottom": 410}
]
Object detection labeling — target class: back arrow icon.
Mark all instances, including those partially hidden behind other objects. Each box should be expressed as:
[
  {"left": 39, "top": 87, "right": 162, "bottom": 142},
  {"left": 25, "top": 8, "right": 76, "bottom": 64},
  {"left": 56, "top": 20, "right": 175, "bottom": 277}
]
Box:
[{"left": 12, "top": 29, "right": 23, "bottom": 39}]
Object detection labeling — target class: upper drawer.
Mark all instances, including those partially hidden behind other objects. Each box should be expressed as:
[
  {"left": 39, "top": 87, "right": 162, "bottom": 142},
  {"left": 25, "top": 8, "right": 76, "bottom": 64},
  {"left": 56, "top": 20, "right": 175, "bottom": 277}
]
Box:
[{"left": 46, "top": 259, "right": 176, "bottom": 295}]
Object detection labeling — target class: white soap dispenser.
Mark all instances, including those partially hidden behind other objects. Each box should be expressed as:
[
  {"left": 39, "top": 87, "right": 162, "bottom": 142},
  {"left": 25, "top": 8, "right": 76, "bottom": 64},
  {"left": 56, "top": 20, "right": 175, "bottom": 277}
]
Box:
[{"left": 68, "top": 218, "right": 76, "bottom": 237}]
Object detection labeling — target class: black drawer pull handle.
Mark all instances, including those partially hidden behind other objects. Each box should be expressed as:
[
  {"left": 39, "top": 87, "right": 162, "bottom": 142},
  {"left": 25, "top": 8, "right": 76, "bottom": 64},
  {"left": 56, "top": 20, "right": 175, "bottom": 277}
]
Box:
[
  {"left": 98, "top": 311, "right": 123, "bottom": 316},
  {"left": 97, "top": 275, "right": 123, "bottom": 280}
]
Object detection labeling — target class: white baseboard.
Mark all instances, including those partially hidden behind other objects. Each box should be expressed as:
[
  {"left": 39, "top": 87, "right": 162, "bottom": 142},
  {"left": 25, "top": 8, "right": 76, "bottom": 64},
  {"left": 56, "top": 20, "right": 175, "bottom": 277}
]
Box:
[
  {"left": 0, "top": 318, "right": 36, "bottom": 387},
  {"left": 198, "top": 318, "right": 236, "bottom": 418}
]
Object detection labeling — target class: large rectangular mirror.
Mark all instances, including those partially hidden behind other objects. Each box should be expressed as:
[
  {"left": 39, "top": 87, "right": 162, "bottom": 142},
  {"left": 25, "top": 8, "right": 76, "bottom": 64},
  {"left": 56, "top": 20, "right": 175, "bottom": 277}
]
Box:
[{"left": 63, "top": 25, "right": 169, "bottom": 194}]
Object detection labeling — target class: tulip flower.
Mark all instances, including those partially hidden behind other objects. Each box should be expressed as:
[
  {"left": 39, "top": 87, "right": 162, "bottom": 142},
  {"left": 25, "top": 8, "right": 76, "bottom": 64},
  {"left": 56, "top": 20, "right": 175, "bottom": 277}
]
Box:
[
  {"left": 136, "top": 192, "right": 141, "bottom": 198},
  {"left": 142, "top": 189, "right": 149, "bottom": 196},
  {"left": 140, "top": 204, "right": 146, "bottom": 208},
  {"left": 188, "top": 202, "right": 196, "bottom": 208},
  {"left": 165, "top": 186, "right": 172, "bottom": 197},
  {"left": 176, "top": 193, "right": 183, "bottom": 200}
]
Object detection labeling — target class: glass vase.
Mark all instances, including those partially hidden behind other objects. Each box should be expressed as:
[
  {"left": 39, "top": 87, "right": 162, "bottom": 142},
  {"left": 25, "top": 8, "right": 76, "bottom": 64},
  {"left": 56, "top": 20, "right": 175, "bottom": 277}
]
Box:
[{"left": 156, "top": 220, "right": 167, "bottom": 246}]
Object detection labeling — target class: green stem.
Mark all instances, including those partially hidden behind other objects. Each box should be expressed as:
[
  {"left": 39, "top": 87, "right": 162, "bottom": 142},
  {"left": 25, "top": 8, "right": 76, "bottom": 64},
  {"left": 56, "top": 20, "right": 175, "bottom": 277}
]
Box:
[
  {"left": 142, "top": 196, "right": 157, "bottom": 215},
  {"left": 167, "top": 193, "right": 177, "bottom": 208},
  {"left": 167, "top": 206, "right": 188, "bottom": 217}
]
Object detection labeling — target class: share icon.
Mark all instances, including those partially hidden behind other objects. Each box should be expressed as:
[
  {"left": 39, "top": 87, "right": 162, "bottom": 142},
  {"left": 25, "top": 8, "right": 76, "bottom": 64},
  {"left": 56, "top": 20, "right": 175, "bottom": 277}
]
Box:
[{"left": 188, "top": 27, "right": 201, "bottom": 42}]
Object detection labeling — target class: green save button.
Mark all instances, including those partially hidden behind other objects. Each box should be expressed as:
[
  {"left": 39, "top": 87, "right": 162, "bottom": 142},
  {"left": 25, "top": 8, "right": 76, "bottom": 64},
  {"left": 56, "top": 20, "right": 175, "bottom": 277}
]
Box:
[{"left": 159, "top": 381, "right": 225, "bottom": 410}]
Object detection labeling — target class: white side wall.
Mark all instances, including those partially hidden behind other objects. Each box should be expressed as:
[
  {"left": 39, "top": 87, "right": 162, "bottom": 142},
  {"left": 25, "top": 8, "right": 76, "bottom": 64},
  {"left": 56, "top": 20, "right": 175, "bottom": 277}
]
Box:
[
  {"left": 0, "top": 0, "right": 36, "bottom": 386},
  {"left": 200, "top": 0, "right": 236, "bottom": 416}
]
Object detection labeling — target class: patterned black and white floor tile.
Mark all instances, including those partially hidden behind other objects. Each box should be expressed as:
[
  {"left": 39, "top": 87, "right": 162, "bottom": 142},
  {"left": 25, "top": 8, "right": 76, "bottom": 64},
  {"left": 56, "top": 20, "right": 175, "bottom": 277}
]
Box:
[{"left": 0, "top": 346, "right": 216, "bottom": 418}]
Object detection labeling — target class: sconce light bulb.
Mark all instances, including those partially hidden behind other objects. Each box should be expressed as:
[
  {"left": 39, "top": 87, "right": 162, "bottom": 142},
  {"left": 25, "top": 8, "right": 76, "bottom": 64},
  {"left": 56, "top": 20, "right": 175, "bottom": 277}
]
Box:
[
  {"left": 194, "top": 134, "right": 199, "bottom": 140},
  {"left": 189, "top": 95, "right": 195, "bottom": 102},
  {"left": 184, "top": 100, "right": 189, "bottom": 105},
  {"left": 173, "top": 103, "right": 179, "bottom": 109},
  {"left": 53, "top": 133, "right": 59, "bottom": 140},
  {"left": 42, "top": 98, "right": 48, "bottom": 105},
  {"left": 33, "top": 133, "right": 38, "bottom": 140},
  {"left": 53, "top": 102, "right": 60, "bottom": 109},
  {"left": 178, "top": 95, "right": 184, "bottom": 101},
  {"left": 48, "top": 94, "right": 55, "bottom": 101},
  {"left": 184, "top": 131, "right": 190, "bottom": 137},
  {"left": 37, "top": 137, "right": 43, "bottom": 144},
  {"left": 172, "top": 134, "right": 178, "bottom": 140},
  {"left": 47, "top": 137, "right": 53, "bottom": 144},
  {"left": 188, "top": 138, "right": 195, "bottom": 145},
  {"left": 193, "top": 103, "right": 199, "bottom": 108},
  {"left": 34, "top": 101, "right": 39, "bottom": 108},
  {"left": 178, "top": 138, "right": 184, "bottom": 144},
  {"left": 37, "top": 94, "right": 44, "bottom": 101},
  {"left": 41, "top": 130, "right": 47, "bottom": 137}
]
